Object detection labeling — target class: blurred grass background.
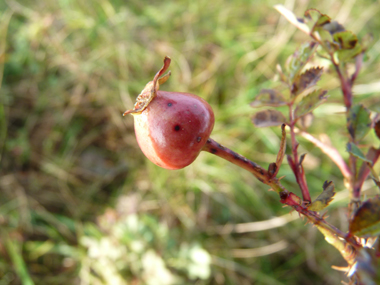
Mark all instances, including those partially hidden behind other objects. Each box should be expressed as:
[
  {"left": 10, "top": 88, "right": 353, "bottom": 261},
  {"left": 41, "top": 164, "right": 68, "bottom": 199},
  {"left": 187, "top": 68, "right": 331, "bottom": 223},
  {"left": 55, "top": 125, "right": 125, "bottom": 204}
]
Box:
[{"left": 1, "top": 0, "right": 380, "bottom": 284}]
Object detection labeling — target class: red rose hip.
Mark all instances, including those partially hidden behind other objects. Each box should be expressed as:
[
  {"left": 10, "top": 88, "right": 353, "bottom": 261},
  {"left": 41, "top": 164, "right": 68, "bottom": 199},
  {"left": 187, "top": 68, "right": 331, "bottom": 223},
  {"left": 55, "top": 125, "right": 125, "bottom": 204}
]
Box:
[{"left": 124, "top": 57, "right": 215, "bottom": 169}]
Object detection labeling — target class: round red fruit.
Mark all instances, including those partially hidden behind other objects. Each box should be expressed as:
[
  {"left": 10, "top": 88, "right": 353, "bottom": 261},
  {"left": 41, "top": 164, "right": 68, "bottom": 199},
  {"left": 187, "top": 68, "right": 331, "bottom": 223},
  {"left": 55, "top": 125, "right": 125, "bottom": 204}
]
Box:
[{"left": 124, "top": 57, "right": 215, "bottom": 169}]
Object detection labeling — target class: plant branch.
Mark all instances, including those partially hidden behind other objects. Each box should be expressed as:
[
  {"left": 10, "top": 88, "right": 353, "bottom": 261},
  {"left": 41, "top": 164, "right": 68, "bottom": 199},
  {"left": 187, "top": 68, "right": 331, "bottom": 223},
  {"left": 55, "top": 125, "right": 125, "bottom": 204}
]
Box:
[
  {"left": 354, "top": 147, "right": 380, "bottom": 198},
  {"left": 202, "top": 136, "right": 361, "bottom": 259},
  {"left": 202, "top": 138, "right": 286, "bottom": 193},
  {"left": 288, "top": 104, "right": 311, "bottom": 203}
]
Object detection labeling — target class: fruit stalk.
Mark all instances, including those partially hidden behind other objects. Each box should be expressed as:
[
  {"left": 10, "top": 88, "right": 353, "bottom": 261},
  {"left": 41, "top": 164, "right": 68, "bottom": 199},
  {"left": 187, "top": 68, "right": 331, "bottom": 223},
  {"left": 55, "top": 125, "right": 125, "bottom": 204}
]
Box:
[{"left": 202, "top": 138, "right": 286, "bottom": 192}]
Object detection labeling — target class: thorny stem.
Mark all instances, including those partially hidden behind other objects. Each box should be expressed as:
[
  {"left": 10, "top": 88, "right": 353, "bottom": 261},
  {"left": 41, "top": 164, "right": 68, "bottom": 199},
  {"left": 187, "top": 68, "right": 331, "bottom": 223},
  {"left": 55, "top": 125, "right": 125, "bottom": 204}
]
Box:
[
  {"left": 202, "top": 137, "right": 361, "bottom": 263},
  {"left": 288, "top": 103, "right": 311, "bottom": 203}
]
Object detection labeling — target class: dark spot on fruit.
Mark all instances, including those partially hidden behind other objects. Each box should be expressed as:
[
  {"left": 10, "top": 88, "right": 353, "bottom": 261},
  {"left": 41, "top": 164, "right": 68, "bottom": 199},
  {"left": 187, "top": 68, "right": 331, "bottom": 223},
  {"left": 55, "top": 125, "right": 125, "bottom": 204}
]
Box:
[
  {"left": 167, "top": 102, "right": 173, "bottom": 107},
  {"left": 210, "top": 148, "right": 217, "bottom": 154},
  {"left": 174, "top": 125, "right": 181, "bottom": 131},
  {"left": 197, "top": 137, "right": 202, "bottom": 142}
]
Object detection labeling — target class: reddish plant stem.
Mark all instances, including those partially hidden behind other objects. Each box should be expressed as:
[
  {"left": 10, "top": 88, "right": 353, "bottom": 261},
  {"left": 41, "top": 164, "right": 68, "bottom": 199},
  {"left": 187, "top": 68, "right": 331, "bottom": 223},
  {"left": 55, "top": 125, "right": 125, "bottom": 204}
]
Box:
[
  {"left": 202, "top": 138, "right": 281, "bottom": 191},
  {"left": 328, "top": 51, "right": 365, "bottom": 215},
  {"left": 202, "top": 137, "right": 361, "bottom": 257},
  {"left": 354, "top": 147, "right": 380, "bottom": 197},
  {"left": 288, "top": 104, "right": 311, "bottom": 203}
]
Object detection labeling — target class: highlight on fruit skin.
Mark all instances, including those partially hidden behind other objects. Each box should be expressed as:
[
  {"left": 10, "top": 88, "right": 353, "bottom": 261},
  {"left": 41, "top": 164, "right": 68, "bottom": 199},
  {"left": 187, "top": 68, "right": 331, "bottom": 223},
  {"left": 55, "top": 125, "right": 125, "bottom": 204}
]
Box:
[{"left": 124, "top": 57, "right": 215, "bottom": 169}]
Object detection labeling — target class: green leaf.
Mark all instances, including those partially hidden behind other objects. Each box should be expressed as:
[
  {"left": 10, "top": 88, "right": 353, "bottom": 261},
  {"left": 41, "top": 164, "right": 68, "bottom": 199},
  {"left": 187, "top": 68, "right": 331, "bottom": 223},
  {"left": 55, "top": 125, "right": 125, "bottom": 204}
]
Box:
[
  {"left": 250, "top": 89, "right": 287, "bottom": 108},
  {"left": 332, "top": 31, "right": 362, "bottom": 62},
  {"left": 304, "top": 9, "right": 322, "bottom": 23},
  {"left": 346, "top": 142, "right": 372, "bottom": 163},
  {"left": 291, "top": 67, "right": 323, "bottom": 96},
  {"left": 304, "top": 9, "right": 331, "bottom": 31},
  {"left": 308, "top": 181, "right": 335, "bottom": 211},
  {"left": 336, "top": 44, "right": 362, "bottom": 62},
  {"left": 315, "top": 28, "right": 335, "bottom": 47},
  {"left": 294, "top": 89, "right": 328, "bottom": 119},
  {"left": 347, "top": 104, "right": 372, "bottom": 141},
  {"left": 333, "top": 31, "right": 358, "bottom": 49},
  {"left": 287, "top": 42, "right": 318, "bottom": 83},
  {"left": 349, "top": 196, "right": 380, "bottom": 237},
  {"left": 251, "top": 110, "right": 286, "bottom": 127}
]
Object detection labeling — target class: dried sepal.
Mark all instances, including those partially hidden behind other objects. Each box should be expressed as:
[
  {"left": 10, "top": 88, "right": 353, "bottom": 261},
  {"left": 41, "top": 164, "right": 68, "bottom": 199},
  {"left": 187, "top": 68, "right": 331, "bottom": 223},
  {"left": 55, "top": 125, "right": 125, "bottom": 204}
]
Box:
[
  {"left": 123, "top": 56, "right": 171, "bottom": 115},
  {"left": 275, "top": 124, "right": 287, "bottom": 176}
]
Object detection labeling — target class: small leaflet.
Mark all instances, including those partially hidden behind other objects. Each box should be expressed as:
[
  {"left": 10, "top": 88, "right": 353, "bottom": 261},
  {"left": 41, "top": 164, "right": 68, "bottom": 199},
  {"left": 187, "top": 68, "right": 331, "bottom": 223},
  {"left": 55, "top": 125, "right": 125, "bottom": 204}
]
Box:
[
  {"left": 307, "top": 181, "right": 336, "bottom": 211},
  {"left": 250, "top": 89, "right": 287, "bottom": 108},
  {"left": 251, "top": 110, "right": 287, "bottom": 128},
  {"left": 291, "top": 67, "right": 324, "bottom": 96},
  {"left": 349, "top": 196, "right": 380, "bottom": 238},
  {"left": 347, "top": 104, "right": 372, "bottom": 141},
  {"left": 294, "top": 89, "right": 328, "bottom": 119},
  {"left": 287, "top": 42, "right": 318, "bottom": 83},
  {"left": 333, "top": 31, "right": 358, "bottom": 49},
  {"left": 346, "top": 142, "right": 372, "bottom": 164}
]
